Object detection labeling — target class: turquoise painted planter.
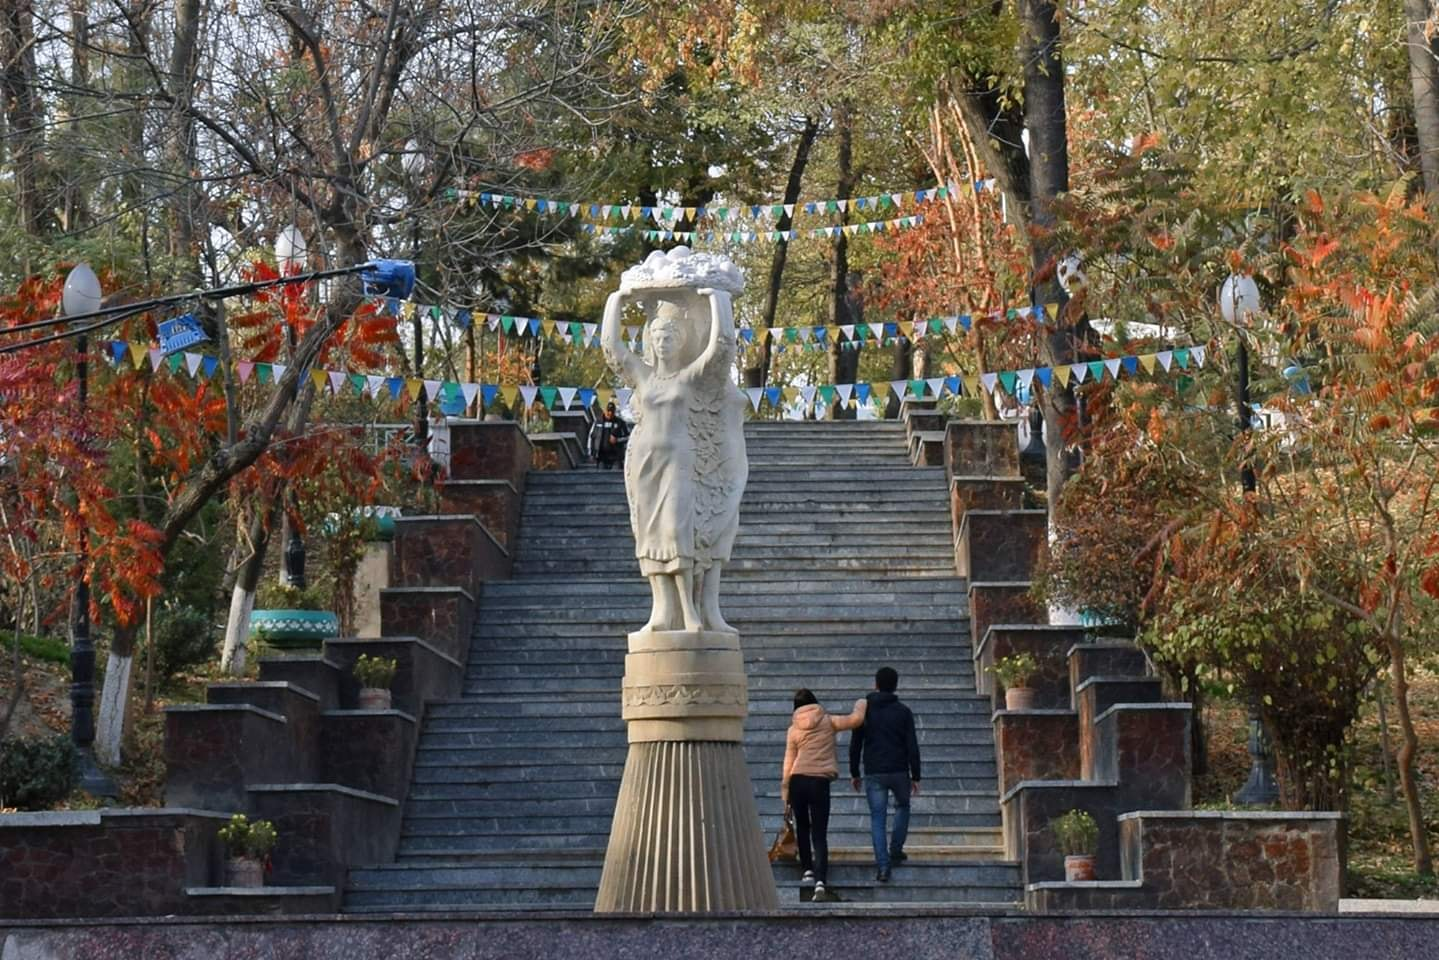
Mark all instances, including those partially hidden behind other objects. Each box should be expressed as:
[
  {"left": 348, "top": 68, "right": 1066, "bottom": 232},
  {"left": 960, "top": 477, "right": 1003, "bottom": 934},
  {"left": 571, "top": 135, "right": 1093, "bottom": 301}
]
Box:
[{"left": 249, "top": 608, "right": 340, "bottom": 651}]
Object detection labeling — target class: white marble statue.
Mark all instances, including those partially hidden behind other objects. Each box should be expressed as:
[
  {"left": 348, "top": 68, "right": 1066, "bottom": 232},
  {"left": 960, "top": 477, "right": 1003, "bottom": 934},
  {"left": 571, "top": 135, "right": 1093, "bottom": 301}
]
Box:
[{"left": 601, "top": 248, "right": 748, "bottom": 634}]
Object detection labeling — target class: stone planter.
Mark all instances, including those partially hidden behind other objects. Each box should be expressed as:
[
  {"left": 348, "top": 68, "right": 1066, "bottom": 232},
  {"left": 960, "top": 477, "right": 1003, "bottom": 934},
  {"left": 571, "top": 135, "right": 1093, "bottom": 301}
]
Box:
[
  {"left": 1005, "top": 686, "right": 1036, "bottom": 711},
  {"left": 358, "top": 687, "right": 392, "bottom": 710},
  {"left": 249, "top": 608, "right": 340, "bottom": 652},
  {"left": 1064, "top": 854, "right": 1096, "bottom": 882},
  {"left": 225, "top": 856, "right": 264, "bottom": 888}
]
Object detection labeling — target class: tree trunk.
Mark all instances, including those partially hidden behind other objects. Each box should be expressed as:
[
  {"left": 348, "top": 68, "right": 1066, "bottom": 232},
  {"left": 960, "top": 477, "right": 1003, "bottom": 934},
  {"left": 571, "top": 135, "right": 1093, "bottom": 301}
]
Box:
[
  {"left": 885, "top": 336, "right": 913, "bottom": 419},
  {"left": 1388, "top": 636, "right": 1434, "bottom": 874},
  {"left": 744, "top": 116, "right": 820, "bottom": 390},
  {"left": 220, "top": 501, "right": 278, "bottom": 674},
  {"left": 1018, "top": 0, "right": 1078, "bottom": 515},
  {"left": 167, "top": 0, "right": 205, "bottom": 289},
  {"left": 827, "top": 102, "right": 859, "bottom": 420},
  {"left": 1404, "top": 0, "right": 1439, "bottom": 199},
  {"left": 0, "top": 0, "right": 48, "bottom": 243}
]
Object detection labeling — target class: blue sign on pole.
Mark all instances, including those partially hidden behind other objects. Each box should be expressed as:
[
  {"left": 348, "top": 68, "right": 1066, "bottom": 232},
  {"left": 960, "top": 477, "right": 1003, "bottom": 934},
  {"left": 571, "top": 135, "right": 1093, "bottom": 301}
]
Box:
[{"left": 157, "top": 314, "right": 208, "bottom": 356}]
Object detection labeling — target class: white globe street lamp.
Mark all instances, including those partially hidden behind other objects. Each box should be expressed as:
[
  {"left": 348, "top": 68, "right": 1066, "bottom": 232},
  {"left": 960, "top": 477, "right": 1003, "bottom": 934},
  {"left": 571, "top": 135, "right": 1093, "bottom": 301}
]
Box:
[
  {"left": 275, "top": 224, "right": 307, "bottom": 275},
  {"left": 62, "top": 263, "right": 102, "bottom": 318},
  {"left": 1218, "top": 273, "right": 1261, "bottom": 326}
]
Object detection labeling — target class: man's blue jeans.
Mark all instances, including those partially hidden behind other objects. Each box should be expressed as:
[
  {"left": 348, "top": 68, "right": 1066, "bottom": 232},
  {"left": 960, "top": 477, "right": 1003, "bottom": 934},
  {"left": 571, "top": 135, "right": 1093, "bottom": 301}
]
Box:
[{"left": 864, "top": 772, "right": 911, "bottom": 870}]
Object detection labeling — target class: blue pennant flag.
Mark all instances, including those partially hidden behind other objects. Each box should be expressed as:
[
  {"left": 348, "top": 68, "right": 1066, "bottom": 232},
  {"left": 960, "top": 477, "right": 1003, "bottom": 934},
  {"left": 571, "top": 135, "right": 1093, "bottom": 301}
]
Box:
[
  {"left": 1122, "top": 355, "right": 1139, "bottom": 376},
  {"left": 959, "top": 315, "right": 972, "bottom": 332},
  {"left": 856, "top": 383, "right": 872, "bottom": 404},
  {"left": 578, "top": 388, "right": 596, "bottom": 409},
  {"left": 945, "top": 375, "right": 961, "bottom": 395},
  {"left": 1035, "top": 367, "right": 1053, "bottom": 388},
  {"left": 481, "top": 384, "right": 499, "bottom": 406},
  {"left": 109, "top": 341, "right": 128, "bottom": 365},
  {"left": 201, "top": 356, "right": 219, "bottom": 379},
  {"left": 764, "top": 386, "right": 782, "bottom": 407},
  {"left": 453, "top": 308, "right": 472, "bottom": 328},
  {"left": 740, "top": 328, "right": 754, "bottom": 344},
  {"left": 386, "top": 377, "right": 404, "bottom": 399},
  {"left": 883, "top": 322, "right": 898, "bottom": 337}
]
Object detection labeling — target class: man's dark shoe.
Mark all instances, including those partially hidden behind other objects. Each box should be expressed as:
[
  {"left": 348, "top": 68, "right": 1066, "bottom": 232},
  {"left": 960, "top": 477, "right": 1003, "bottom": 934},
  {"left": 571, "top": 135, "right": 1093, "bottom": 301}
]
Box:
[
  {"left": 876, "top": 868, "right": 892, "bottom": 883},
  {"left": 890, "top": 851, "right": 908, "bottom": 864}
]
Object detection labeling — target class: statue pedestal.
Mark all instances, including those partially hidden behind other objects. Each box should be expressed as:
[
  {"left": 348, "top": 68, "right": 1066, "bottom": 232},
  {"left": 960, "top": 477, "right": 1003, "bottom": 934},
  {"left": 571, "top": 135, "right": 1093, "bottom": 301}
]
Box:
[{"left": 595, "top": 629, "right": 778, "bottom": 913}]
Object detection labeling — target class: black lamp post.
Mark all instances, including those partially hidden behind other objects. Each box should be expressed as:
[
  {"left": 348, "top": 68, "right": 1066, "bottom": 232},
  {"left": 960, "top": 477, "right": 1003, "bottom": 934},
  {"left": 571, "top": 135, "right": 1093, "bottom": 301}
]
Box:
[
  {"left": 1222, "top": 273, "right": 1279, "bottom": 806},
  {"left": 61, "top": 264, "right": 116, "bottom": 798}
]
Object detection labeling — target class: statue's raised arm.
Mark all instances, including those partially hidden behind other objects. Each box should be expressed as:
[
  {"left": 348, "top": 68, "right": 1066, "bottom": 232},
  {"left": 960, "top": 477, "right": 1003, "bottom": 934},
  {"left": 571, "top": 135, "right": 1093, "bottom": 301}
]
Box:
[
  {"left": 601, "top": 290, "right": 647, "bottom": 384},
  {"left": 687, "top": 287, "right": 735, "bottom": 381}
]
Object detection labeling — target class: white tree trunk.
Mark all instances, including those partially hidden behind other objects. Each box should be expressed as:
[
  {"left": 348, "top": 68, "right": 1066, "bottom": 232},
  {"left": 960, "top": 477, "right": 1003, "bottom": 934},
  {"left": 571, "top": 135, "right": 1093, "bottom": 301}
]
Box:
[
  {"left": 94, "top": 652, "right": 132, "bottom": 766},
  {"left": 220, "top": 584, "right": 255, "bottom": 674}
]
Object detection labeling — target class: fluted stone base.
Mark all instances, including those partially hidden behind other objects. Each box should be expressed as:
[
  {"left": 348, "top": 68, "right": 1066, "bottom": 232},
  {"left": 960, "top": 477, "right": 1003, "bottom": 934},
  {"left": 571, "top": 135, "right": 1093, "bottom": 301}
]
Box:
[{"left": 595, "top": 740, "right": 779, "bottom": 913}]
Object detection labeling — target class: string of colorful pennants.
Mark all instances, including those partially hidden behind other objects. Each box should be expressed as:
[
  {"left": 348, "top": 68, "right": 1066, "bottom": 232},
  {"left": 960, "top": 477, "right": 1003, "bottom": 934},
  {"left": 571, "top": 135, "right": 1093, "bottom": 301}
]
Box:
[
  {"left": 449, "top": 179, "right": 998, "bottom": 226},
  {"left": 375, "top": 298, "right": 1062, "bottom": 353},
  {"left": 98, "top": 337, "right": 1207, "bottom": 415}
]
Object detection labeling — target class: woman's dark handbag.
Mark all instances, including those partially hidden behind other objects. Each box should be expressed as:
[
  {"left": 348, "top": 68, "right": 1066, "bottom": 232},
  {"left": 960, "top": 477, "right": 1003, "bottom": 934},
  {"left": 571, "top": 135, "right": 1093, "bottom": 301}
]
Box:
[{"left": 768, "top": 809, "right": 798, "bottom": 863}]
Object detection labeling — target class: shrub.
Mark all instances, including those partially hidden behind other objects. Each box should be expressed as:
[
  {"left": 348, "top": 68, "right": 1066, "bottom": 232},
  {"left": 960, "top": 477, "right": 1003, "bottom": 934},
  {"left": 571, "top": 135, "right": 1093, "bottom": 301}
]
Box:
[
  {"left": 152, "top": 604, "right": 216, "bottom": 677},
  {"left": 990, "top": 653, "right": 1038, "bottom": 688},
  {"left": 216, "top": 814, "right": 278, "bottom": 859},
  {"left": 0, "top": 735, "right": 78, "bottom": 810},
  {"left": 353, "top": 654, "right": 398, "bottom": 689},
  {"left": 1051, "top": 810, "right": 1099, "bottom": 857},
  {"left": 17, "top": 633, "right": 69, "bottom": 665},
  {"left": 255, "top": 581, "right": 330, "bottom": 611}
]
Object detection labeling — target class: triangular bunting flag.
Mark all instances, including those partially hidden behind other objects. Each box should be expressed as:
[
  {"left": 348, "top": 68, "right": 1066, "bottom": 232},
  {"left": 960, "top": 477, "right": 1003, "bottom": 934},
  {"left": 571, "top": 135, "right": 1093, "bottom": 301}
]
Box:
[
  {"left": 1054, "top": 365, "right": 1070, "bottom": 388},
  {"left": 1104, "top": 358, "right": 1122, "bottom": 380},
  {"left": 272, "top": 363, "right": 287, "bottom": 382},
  {"left": 745, "top": 388, "right": 762, "bottom": 411},
  {"left": 836, "top": 383, "right": 854, "bottom": 404},
  {"left": 184, "top": 352, "right": 203, "bottom": 377},
  {"left": 237, "top": 361, "right": 254, "bottom": 384},
  {"left": 330, "top": 371, "right": 348, "bottom": 394},
  {"left": 1088, "top": 360, "right": 1106, "bottom": 382},
  {"left": 1175, "top": 348, "right": 1191, "bottom": 369},
  {"left": 926, "top": 377, "right": 945, "bottom": 397},
  {"left": 1016, "top": 368, "right": 1036, "bottom": 389},
  {"left": 764, "top": 386, "right": 782, "bottom": 408},
  {"left": 856, "top": 383, "right": 872, "bottom": 404},
  {"left": 616, "top": 387, "right": 634, "bottom": 409},
  {"left": 481, "top": 384, "right": 499, "bottom": 407},
  {"left": 309, "top": 368, "right": 327, "bottom": 391},
  {"left": 423, "top": 379, "right": 443, "bottom": 401},
  {"left": 557, "top": 386, "right": 578, "bottom": 410},
  {"left": 1191, "top": 345, "right": 1207, "bottom": 367},
  {"left": 538, "top": 385, "right": 559, "bottom": 409},
  {"left": 997, "top": 371, "right": 1017, "bottom": 395},
  {"left": 520, "top": 384, "right": 539, "bottom": 407},
  {"left": 1139, "top": 354, "right": 1157, "bottom": 374},
  {"left": 1035, "top": 367, "right": 1053, "bottom": 388},
  {"left": 981, "top": 372, "right": 999, "bottom": 394},
  {"left": 502, "top": 385, "right": 520, "bottom": 407},
  {"left": 367, "top": 375, "right": 385, "bottom": 397},
  {"left": 145, "top": 346, "right": 162, "bottom": 371}
]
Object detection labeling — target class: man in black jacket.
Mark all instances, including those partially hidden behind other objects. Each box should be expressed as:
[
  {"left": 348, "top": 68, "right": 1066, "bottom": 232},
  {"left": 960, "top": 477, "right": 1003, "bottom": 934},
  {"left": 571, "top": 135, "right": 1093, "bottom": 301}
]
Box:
[{"left": 849, "top": 666, "right": 921, "bottom": 882}]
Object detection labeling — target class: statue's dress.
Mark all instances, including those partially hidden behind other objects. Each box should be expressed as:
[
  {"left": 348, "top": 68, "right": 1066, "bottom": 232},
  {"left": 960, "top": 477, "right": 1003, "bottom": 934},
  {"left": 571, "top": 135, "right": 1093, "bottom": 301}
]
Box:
[{"left": 621, "top": 324, "right": 742, "bottom": 575}]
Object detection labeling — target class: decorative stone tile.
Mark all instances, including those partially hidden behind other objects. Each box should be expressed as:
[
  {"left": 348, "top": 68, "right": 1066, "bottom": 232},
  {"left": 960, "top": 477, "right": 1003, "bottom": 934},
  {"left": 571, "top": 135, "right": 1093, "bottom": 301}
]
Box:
[
  {"left": 391, "top": 515, "right": 510, "bottom": 595},
  {"left": 445, "top": 422, "right": 532, "bottom": 487},
  {"left": 380, "top": 586, "right": 475, "bottom": 662},
  {"left": 958, "top": 510, "right": 1046, "bottom": 582},
  {"left": 994, "top": 711, "right": 1080, "bottom": 795},
  {"left": 945, "top": 419, "right": 1021, "bottom": 479}
]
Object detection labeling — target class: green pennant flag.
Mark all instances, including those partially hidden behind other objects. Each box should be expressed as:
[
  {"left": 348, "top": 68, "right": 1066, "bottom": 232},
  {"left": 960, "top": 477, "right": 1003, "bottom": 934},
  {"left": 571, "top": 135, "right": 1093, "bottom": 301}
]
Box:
[
  {"left": 818, "top": 385, "right": 835, "bottom": 405},
  {"left": 928, "top": 318, "right": 943, "bottom": 334},
  {"left": 661, "top": 206, "right": 674, "bottom": 220},
  {"left": 539, "top": 385, "right": 558, "bottom": 409},
  {"left": 166, "top": 353, "right": 183, "bottom": 374},
  {"left": 1174, "top": 347, "right": 1191, "bottom": 369},
  {"left": 826, "top": 199, "right": 839, "bottom": 213},
  {"left": 349, "top": 373, "right": 366, "bottom": 393},
  {"left": 569, "top": 321, "right": 583, "bottom": 338},
  {"left": 856, "top": 323, "right": 871, "bottom": 340},
  {"left": 1005, "top": 308, "right": 1019, "bottom": 320},
  {"left": 936, "top": 186, "right": 949, "bottom": 199},
  {"left": 785, "top": 327, "right": 800, "bottom": 344},
  {"left": 908, "top": 378, "right": 925, "bottom": 399},
  {"left": 256, "top": 362, "right": 272, "bottom": 384},
  {"left": 429, "top": 305, "right": 441, "bottom": 321},
  {"left": 878, "top": 194, "right": 893, "bottom": 209},
  {"left": 1088, "top": 360, "right": 1106, "bottom": 382},
  {"left": 997, "top": 371, "right": 1017, "bottom": 395},
  {"left": 770, "top": 204, "right": 784, "bottom": 218},
  {"left": 503, "top": 195, "right": 515, "bottom": 208},
  {"left": 501, "top": 316, "right": 515, "bottom": 334}
]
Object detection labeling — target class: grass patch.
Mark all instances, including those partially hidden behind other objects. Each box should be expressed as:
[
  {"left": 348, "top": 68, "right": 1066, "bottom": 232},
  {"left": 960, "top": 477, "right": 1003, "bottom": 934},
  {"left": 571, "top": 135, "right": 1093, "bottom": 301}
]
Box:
[{"left": 8, "top": 633, "right": 69, "bottom": 666}]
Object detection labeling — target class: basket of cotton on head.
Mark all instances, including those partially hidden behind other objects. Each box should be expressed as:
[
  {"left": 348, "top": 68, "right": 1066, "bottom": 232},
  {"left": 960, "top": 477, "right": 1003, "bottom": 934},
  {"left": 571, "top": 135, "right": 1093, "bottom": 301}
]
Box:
[{"left": 619, "top": 246, "right": 745, "bottom": 295}]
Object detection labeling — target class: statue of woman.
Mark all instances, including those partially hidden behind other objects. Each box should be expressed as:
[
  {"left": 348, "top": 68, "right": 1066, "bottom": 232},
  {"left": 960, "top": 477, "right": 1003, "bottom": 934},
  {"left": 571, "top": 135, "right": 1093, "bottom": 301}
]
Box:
[{"left": 601, "top": 279, "right": 745, "bottom": 634}]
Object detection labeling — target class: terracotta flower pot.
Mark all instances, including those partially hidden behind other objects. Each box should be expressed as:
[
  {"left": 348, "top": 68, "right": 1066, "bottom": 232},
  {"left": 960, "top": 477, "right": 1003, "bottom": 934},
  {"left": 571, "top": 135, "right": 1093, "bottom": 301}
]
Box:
[
  {"left": 1064, "top": 854, "right": 1096, "bottom": 882},
  {"left": 1005, "top": 686, "right": 1036, "bottom": 711},
  {"left": 226, "top": 856, "right": 264, "bottom": 888},
  {"left": 358, "top": 687, "right": 392, "bottom": 710}
]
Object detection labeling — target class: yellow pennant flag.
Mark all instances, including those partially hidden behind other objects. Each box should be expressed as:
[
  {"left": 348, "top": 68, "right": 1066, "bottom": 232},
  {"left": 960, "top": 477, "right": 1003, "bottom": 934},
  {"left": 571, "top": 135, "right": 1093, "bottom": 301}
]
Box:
[
  {"left": 1139, "top": 353, "right": 1157, "bottom": 374},
  {"left": 129, "top": 342, "right": 148, "bottom": 369},
  {"left": 782, "top": 386, "right": 800, "bottom": 402},
  {"left": 310, "top": 369, "right": 328, "bottom": 392},
  {"left": 873, "top": 381, "right": 891, "bottom": 399},
  {"left": 1046, "top": 303, "right": 1059, "bottom": 320},
  {"left": 683, "top": 206, "right": 696, "bottom": 220},
  {"left": 962, "top": 375, "right": 980, "bottom": 396},
  {"left": 597, "top": 388, "right": 614, "bottom": 408},
  {"left": 1054, "top": 365, "right": 1071, "bottom": 388},
  {"left": 502, "top": 385, "right": 520, "bottom": 407},
  {"left": 400, "top": 301, "right": 416, "bottom": 319},
  {"left": 524, "top": 198, "right": 538, "bottom": 210},
  {"left": 541, "top": 319, "right": 556, "bottom": 338},
  {"left": 406, "top": 379, "right": 423, "bottom": 400}
]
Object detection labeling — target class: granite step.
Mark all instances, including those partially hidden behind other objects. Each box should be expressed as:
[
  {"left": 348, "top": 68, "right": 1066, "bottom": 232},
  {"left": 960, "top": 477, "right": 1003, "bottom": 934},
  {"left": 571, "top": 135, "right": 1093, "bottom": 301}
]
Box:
[
  {"left": 400, "top": 791, "right": 1000, "bottom": 819},
  {"left": 403, "top": 776, "right": 1001, "bottom": 801},
  {"left": 393, "top": 826, "right": 1002, "bottom": 854}
]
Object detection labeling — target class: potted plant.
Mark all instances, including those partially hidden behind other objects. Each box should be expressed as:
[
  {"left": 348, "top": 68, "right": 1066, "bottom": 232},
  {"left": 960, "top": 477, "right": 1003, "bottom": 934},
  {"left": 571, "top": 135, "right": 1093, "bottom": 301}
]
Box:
[
  {"left": 249, "top": 582, "right": 339, "bottom": 652},
  {"left": 216, "top": 814, "right": 277, "bottom": 888},
  {"left": 990, "top": 653, "right": 1039, "bottom": 710},
  {"left": 353, "top": 654, "right": 399, "bottom": 709},
  {"left": 1051, "top": 809, "right": 1099, "bottom": 881}
]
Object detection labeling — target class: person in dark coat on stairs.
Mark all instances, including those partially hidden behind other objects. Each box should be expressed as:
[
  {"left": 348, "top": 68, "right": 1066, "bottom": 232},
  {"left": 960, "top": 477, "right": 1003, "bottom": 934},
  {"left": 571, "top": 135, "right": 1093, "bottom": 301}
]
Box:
[
  {"left": 782, "top": 688, "right": 868, "bottom": 902},
  {"left": 588, "top": 402, "right": 629, "bottom": 469},
  {"left": 849, "top": 666, "right": 921, "bottom": 883}
]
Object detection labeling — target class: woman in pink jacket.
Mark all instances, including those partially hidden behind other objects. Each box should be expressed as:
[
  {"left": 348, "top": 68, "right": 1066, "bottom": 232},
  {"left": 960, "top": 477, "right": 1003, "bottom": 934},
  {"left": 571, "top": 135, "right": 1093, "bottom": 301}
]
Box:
[{"left": 782, "top": 688, "right": 867, "bottom": 901}]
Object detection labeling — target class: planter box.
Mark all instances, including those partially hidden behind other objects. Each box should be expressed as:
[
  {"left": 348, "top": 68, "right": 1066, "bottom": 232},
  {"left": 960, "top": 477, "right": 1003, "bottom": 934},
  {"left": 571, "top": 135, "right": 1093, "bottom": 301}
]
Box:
[{"left": 250, "top": 609, "right": 340, "bottom": 652}]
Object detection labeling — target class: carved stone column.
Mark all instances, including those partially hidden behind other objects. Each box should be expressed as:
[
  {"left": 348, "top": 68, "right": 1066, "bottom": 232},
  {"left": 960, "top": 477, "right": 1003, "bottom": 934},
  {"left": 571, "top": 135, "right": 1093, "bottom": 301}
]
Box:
[{"left": 594, "top": 628, "right": 778, "bottom": 912}]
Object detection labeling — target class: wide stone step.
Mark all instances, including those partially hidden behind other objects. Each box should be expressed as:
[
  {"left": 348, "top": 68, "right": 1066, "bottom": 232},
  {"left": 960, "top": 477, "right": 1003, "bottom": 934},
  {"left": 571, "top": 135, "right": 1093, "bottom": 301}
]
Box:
[
  {"left": 521, "top": 507, "right": 953, "bottom": 523},
  {"left": 404, "top": 774, "right": 1000, "bottom": 801},
  {"left": 478, "top": 576, "right": 966, "bottom": 596},
  {"left": 463, "top": 663, "right": 975, "bottom": 682},
  {"left": 412, "top": 742, "right": 992, "bottom": 766},
  {"left": 397, "top": 808, "right": 1000, "bottom": 839},
  {"left": 400, "top": 790, "right": 1000, "bottom": 820},
  {"left": 467, "top": 633, "right": 973, "bottom": 651},
  {"left": 520, "top": 499, "right": 949, "bottom": 514},
  {"left": 418, "top": 725, "right": 992, "bottom": 751},
  {"left": 424, "top": 695, "right": 991, "bottom": 718},
  {"left": 473, "top": 604, "right": 968, "bottom": 624},
  {"left": 458, "top": 675, "right": 974, "bottom": 696},
  {"left": 466, "top": 647, "right": 971, "bottom": 665},
  {"left": 470, "top": 619, "right": 967, "bottom": 639},
  {"left": 420, "top": 714, "right": 992, "bottom": 736},
  {"left": 393, "top": 825, "right": 1001, "bottom": 853},
  {"left": 408, "top": 759, "right": 994, "bottom": 786},
  {"left": 515, "top": 533, "right": 952, "bottom": 551}
]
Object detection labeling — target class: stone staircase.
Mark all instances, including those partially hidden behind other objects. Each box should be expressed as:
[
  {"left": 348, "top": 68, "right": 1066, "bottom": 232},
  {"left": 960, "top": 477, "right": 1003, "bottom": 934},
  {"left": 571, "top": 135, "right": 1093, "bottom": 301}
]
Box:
[{"left": 345, "top": 420, "right": 1020, "bottom": 911}]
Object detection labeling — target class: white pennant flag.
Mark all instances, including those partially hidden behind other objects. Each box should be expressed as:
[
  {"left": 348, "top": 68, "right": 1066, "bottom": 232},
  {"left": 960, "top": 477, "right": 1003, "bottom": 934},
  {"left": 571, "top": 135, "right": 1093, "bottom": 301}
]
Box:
[
  {"left": 557, "top": 386, "right": 577, "bottom": 410},
  {"left": 487, "top": 314, "right": 501, "bottom": 331},
  {"left": 582, "top": 323, "right": 597, "bottom": 340},
  {"left": 836, "top": 383, "right": 854, "bottom": 404},
  {"left": 329, "top": 371, "right": 347, "bottom": 394},
  {"left": 890, "top": 380, "right": 908, "bottom": 399},
  {"left": 799, "top": 385, "right": 816, "bottom": 410},
  {"left": 840, "top": 324, "right": 855, "bottom": 341},
  {"left": 1191, "top": 345, "right": 1207, "bottom": 367},
  {"left": 769, "top": 327, "right": 784, "bottom": 341},
  {"left": 943, "top": 316, "right": 959, "bottom": 333},
  {"left": 272, "top": 363, "right": 287, "bottom": 381},
  {"left": 461, "top": 382, "right": 480, "bottom": 407},
  {"left": 184, "top": 352, "right": 202, "bottom": 376},
  {"left": 784, "top": 203, "right": 795, "bottom": 218},
  {"left": 423, "top": 379, "right": 443, "bottom": 400},
  {"left": 616, "top": 387, "right": 634, "bottom": 409},
  {"left": 1017, "top": 368, "right": 1036, "bottom": 389},
  {"left": 981, "top": 372, "right": 999, "bottom": 394},
  {"left": 519, "top": 384, "right": 539, "bottom": 407},
  {"left": 1071, "top": 363, "right": 1089, "bottom": 384},
  {"left": 149, "top": 348, "right": 164, "bottom": 372},
  {"left": 926, "top": 377, "right": 946, "bottom": 397},
  {"left": 837, "top": 199, "right": 848, "bottom": 212},
  {"left": 1104, "top": 358, "right": 1122, "bottom": 380},
  {"left": 1156, "top": 350, "right": 1174, "bottom": 372},
  {"left": 367, "top": 374, "right": 385, "bottom": 397},
  {"left": 745, "top": 388, "right": 762, "bottom": 411}
]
